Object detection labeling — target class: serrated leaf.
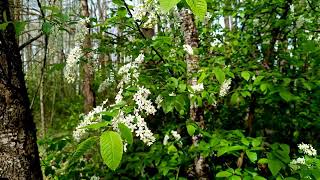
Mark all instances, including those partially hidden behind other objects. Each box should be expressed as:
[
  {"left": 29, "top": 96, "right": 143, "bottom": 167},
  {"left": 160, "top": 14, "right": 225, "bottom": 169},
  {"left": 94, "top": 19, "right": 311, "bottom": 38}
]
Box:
[
  {"left": 118, "top": 123, "right": 133, "bottom": 144},
  {"left": 186, "top": 0, "right": 207, "bottom": 20},
  {"left": 100, "top": 131, "right": 123, "bottom": 170},
  {"left": 159, "top": 0, "right": 181, "bottom": 12},
  {"left": 241, "top": 71, "right": 251, "bottom": 81},
  {"left": 187, "top": 124, "right": 197, "bottom": 136},
  {"left": 213, "top": 67, "right": 225, "bottom": 84},
  {"left": 246, "top": 150, "right": 257, "bottom": 162},
  {"left": 216, "top": 171, "right": 232, "bottom": 177}
]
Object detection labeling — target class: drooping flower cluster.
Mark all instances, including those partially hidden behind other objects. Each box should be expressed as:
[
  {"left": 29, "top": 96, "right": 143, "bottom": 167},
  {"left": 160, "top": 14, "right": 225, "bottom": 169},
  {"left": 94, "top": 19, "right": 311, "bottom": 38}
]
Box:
[
  {"left": 219, "top": 79, "right": 232, "bottom": 97},
  {"left": 132, "top": 0, "right": 159, "bottom": 28},
  {"left": 162, "top": 130, "right": 182, "bottom": 145},
  {"left": 64, "top": 17, "right": 90, "bottom": 83},
  {"left": 65, "top": 46, "right": 82, "bottom": 83},
  {"left": 171, "top": 130, "right": 181, "bottom": 141},
  {"left": 111, "top": 54, "right": 156, "bottom": 146},
  {"left": 298, "top": 142, "right": 317, "bottom": 156},
  {"left": 73, "top": 100, "right": 108, "bottom": 141},
  {"left": 98, "top": 72, "right": 115, "bottom": 93},
  {"left": 133, "top": 86, "right": 157, "bottom": 115}
]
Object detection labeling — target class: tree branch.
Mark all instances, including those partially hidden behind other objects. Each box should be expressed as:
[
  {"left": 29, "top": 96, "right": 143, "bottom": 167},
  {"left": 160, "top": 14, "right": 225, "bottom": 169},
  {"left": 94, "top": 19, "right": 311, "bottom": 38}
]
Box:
[{"left": 19, "top": 32, "right": 43, "bottom": 50}]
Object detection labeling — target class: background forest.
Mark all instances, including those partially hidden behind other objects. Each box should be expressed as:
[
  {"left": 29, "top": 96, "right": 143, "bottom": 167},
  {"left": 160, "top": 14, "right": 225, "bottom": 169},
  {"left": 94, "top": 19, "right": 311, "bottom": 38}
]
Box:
[{"left": 4, "top": 0, "right": 320, "bottom": 179}]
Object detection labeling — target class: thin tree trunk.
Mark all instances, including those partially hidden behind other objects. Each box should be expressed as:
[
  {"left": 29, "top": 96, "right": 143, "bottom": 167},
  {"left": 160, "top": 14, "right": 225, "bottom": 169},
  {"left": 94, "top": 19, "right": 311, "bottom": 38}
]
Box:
[
  {"left": 40, "top": 75, "right": 45, "bottom": 137},
  {"left": 81, "top": 0, "right": 96, "bottom": 114},
  {"left": 0, "top": 0, "right": 42, "bottom": 179},
  {"left": 180, "top": 9, "right": 208, "bottom": 179}
]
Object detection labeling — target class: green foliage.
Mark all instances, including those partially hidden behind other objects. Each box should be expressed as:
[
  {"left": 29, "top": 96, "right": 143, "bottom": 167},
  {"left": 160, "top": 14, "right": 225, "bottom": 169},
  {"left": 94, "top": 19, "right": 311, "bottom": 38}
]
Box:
[{"left": 100, "top": 131, "right": 123, "bottom": 170}]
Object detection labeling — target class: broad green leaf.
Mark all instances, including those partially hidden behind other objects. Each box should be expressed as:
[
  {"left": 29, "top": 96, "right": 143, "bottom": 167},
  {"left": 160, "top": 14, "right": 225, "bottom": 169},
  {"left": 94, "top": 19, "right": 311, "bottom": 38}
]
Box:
[
  {"left": 252, "top": 138, "right": 261, "bottom": 147},
  {"left": 186, "top": 0, "right": 207, "bottom": 20},
  {"left": 186, "top": 124, "right": 197, "bottom": 136},
  {"left": 246, "top": 150, "right": 257, "bottom": 163},
  {"left": 81, "top": 121, "right": 110, "bottom": 130},
  {"left": 213, "top": 67, "right": 225, "bottom": 84},
  {"left": 267, "top": 156, "right": 284, "bottom": 176},
  {"left": 253, "top": 76, "right": 264, "bottom": 85},
  {"left": 241, "top": 137, "right": 250, "bottom": 146},
  {"left": 230, "top": 175, "right": 242, "bottom": 180},
  {"left": 241, "top": 71, "right": 251, "bottom": 81},
  {"left": 258, "top": 158, "right": 268, "bottom": 164},
  {"left": 217, "top": 145, "right": 246, "bottom": 156},
  {"left": 279, "top": 90, "right": 294, "bottom": 102},
  {"left": 118, "top": 123, "right": 133, "bottom": 144},
  {"left": 254, "top": 176, "right": 267, "bottom": 180},
  {"left": 216, "top": 171, "right": 232, "bottom": 177},
  {"left": 100, "top": 131, "right": 123, "bottom": 170},
  {"left": 230, "top": 92, "right": 239, "bottom": 105},
  {"left": 159, "top": 0, "right": 181, "bottom": 12}
]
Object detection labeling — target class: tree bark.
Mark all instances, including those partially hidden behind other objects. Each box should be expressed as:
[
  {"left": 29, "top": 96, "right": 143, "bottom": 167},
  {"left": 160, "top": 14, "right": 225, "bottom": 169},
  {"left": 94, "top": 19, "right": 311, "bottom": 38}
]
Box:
[
  {"left": 0, "top": 0, "right": 42, "bottom": 179},
  {"left": 81, "top": 0, "right": 96, "bottom": 114},
  {"left": 180, "top": 9, "right": 208, "bottom": 179}
]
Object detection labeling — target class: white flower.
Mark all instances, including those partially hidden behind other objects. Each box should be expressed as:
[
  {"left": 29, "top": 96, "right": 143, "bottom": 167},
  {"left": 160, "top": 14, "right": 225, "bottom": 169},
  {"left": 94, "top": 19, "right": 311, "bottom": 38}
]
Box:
[
  {"left": 171, "top": 130, "right": 181, "bottom": 141},
  {"left": 298, "top": 143, "right": 317, "bottom": 156},
  {"left": 191, "top": 83, "right": 204, "bottom": 92},
  {"left": 155, "top": 95, "right": 163, "bottom": 109},
  {"left": 163, "top": 134, "right": 170, "bottom": 145},
  {"left": 219, "top": 79, "right": 232, "bottom": 97},
  {"left": 64, "top": 46, "right": 82, "bottom": 83},
  {"left": 73, "top": 101, "right": 108, "bottom": 141},
  {"left": 133, "top": 86, "right": 157, "bottom": 115},
  {"left": 183, "top": 44, "right": 194, "bottom": 55},
  {"left": 289, "top": 157, "right": 305, "bottom": 171},
  {"left": 169, "top": 92, "right": 176, "bottom": 97}
]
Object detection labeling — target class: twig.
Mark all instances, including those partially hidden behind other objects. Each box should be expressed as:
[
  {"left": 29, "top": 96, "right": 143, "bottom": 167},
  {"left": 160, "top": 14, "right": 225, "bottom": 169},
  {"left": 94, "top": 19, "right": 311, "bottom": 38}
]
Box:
[
  {"left": 121, "top": 0, "right": 165, "bottom": 62},
  {"left": 19, "top": 32, "right": 43, "bottom": 50}
]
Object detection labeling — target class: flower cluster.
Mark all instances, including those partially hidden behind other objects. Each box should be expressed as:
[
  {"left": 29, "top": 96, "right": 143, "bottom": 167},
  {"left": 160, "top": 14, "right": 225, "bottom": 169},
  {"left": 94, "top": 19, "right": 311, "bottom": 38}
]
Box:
[
  {"left": 289, "top": 157, "right": 306, "bottom": 171},
  {"left": 111, "top": 54, "right": 156, "bottom": 146},
  {"left": 133, "top": 86, "right": 157, "bottom": 115},
  {"left": 65, "top": 46, "right": 82, "bottom": 83},
  {"left": 132, "top": 0, "right": 159, "bottom": 28},
  {"left": 219, "top": 79, "right": 232, "bottom": 97},
  {"left": 73, "top": 100, "right": 108, "bottom": 141},
  {"left": 191, "top": 83, "right": 204, "bottom": 92},
  {"left": 64, "top": 17, "right": 91, "bottom": 83},
  {"left": 298, "top": 142, "right": 317, "bottom": 156},
  {"left": 162, "top": 130, "right": 182, "bottom": 145}
]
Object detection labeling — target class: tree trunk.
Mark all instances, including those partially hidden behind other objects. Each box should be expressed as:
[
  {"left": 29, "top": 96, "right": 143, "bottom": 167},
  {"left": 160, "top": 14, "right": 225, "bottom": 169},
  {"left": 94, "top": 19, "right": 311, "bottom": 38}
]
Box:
[
  {"left": 180, "top": 9, "right": 208, "bottom": 179},
  {"left": 81, "top": 0, "right": 96, "bottom": 114},
  {"left": 0, "top": 0, "right": 42, "bottom": 179}
]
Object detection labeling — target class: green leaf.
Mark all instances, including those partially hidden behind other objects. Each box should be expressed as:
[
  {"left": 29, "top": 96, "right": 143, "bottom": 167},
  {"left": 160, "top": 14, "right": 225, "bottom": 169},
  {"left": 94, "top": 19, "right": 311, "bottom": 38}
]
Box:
[
  {"left": 14, "top": 21, "right": 26, "bottom": 36},
  {"left": 268, "top": 158, "right": 283, "bottom": 176},
  {"left": 118, "top": 123, "right": 133, "bottom": 144},
  {"left": 186, "top": 0, "right": 207, "bottom": 20},
  {"left": 230, "top": 175, "right": 242, "bottom": 180},
  {"left": 81, "top": 121, "right": 110, "bottom": 130},
  {"left": 42, "top": 22, "right": 53, "bottom": 35},
  {"left": 100, "top": 131, "right": 123, "bottom": 170},
  {"left": 159, "top": 0, "right": 181, "bottom": 12},
  {"left": 279, "top": 89, "right": 294, "bottom": 102},
  {"left": 241, "top": 71, "right": 251, "bottom": 81},
  {"left": 217, "top": 146, "right": 246, "bottom": 157},
  {"left": 0, "top": 22, "right": 9, "bottom": 30},
  {"left": 257, "top": 158, "right": 268, "bottom": 164},
  {"left": 213, "top": 67, "right": 225, "bottom": 84},
  {"left": 252, "top": 138, "right": 261, "bottom": 147},
  {"left": 70, "top": 137, "right": 97, "bottom": 163},
  {"left": 187, "top": 124, "right": 197, "bottom": 136},
  {"left": 254, "top": 176, "right": 267, "bottom": 180},
  {"left": 216, "top": 171, "right": 233, "bottom": 177},
  {"left": 246, "top": 150, "right": 257, "bottom": 163}
]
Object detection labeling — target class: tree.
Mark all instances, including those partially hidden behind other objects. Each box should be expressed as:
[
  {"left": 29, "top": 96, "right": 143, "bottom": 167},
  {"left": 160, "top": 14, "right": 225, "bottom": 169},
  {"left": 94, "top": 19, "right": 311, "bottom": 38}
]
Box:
[{"left": 0, "top": 0, "right": 42, "bottom": 179}]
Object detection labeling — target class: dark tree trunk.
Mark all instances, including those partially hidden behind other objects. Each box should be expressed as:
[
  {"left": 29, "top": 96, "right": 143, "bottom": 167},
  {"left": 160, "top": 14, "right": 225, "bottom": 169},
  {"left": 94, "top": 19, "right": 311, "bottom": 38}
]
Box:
[{"left": 0, "top": 1, "right": 43, "bottom": 179}]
